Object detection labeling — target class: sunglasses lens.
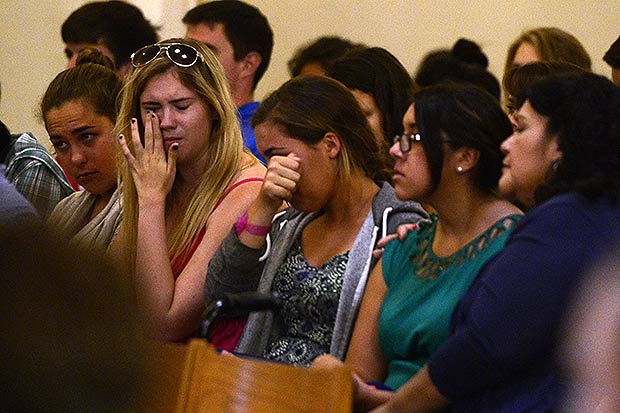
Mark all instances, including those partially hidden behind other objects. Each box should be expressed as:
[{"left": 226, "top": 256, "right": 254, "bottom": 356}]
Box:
[
  {"left": 167, "top": 44, "right": 198, "bottom": 67},
  {"left": 132, "top": 45, "right": 161, "bottom": 67}
]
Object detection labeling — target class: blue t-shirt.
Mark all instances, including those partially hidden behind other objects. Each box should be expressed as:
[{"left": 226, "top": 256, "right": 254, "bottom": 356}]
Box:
[
  {"left": 380, "top": 214, "right": 520, "bottom": 390},
  {"left": 428, "top": 193, "right": 620, "bottom": 412},
  {"left": 238, "top": 101, "right": 265, "bottom": 164}
]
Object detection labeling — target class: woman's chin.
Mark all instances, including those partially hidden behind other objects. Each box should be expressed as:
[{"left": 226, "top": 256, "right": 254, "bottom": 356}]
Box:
[
  {"left": 393, "top": 186, "right": 410, "bottom": 201},
  {"left": 498, "top": 176, "right": 513, "bottom": 199}
]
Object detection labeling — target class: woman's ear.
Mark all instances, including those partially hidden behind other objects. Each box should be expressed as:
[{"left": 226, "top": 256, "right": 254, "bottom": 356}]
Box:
[
  {"left": 546, "top": 134, "right": 563, "bottom": 164},
  {"left": 322, "top": 132, "right": 342, "bottom": 159},
  {"left": 453, "top": 146, "right": 480, "bottom": 174}
]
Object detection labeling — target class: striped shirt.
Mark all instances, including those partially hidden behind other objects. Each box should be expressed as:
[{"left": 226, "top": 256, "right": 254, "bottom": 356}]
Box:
[{"left": 5, "top": 133, "right": 74, "bottom": 218}]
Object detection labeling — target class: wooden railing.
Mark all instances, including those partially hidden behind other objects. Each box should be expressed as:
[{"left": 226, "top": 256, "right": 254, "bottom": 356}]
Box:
[{"left": 139, "top": 339, "right": 353, "bottom": 413}]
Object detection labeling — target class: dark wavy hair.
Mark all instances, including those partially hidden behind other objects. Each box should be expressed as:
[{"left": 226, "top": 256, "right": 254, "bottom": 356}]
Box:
[
  {"left": 329, "top": 47, "right": 417, "bottom": 146},
  {"left": 516, "top": 72, "right": 620, "bottom": 203},
  {"left": 252, "top": 76, "right": 391, "bottom": 183},
  {"left": 414, "top": 82, "right": 512, "bottom": 193},
  {"left": 502, "top": 61, "right": 585, "bottom": 113}
]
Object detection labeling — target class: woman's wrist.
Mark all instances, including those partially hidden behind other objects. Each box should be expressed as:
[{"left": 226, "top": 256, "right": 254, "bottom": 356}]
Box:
[
  {"left": 355, "top": 380, "right": 393, "bottom": 412},
  {"left": 235, "top": 211, "right": 272, "bottom": 237},
  {"left": 137, "top": 193, "right": 166, "bottom": 209}
]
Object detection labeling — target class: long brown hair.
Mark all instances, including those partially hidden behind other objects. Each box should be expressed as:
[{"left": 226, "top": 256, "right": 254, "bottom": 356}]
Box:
[
  {"left": 253, "top": 75, "right": 391, "bottom": 185},
  {"left": 41, "top": 48, "right": 121, "bottom": 125}
]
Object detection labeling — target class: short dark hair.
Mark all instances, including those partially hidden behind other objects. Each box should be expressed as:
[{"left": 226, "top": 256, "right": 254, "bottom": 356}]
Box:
[
  {"left": 183, "top": 0, "right": 273, "bottom": 90},
  {"left": 414, "top": 83, "right": 512, "bottom": 193},
  {"left": 252, "top": 76, "right": 391, "bottom": 183},
  {"left": 415, "top": 38, "right": 501, "bottom": 100},
  {"left": 41, "top": 49, "right": 122, "bottom": 125},
  {"left": 288, "top": 36, "right": 362, "bottom": 77},
  {"left": 603, "top": 35, "right": 620, "bottom": 69},
  {"left": 516, "top": 73, "right": 620, "bottom": 203},
  {"left": 61, "top": 0, "right": 159, "bottom": 69},
  {"left": 329, "top": 47, "right": 417, "bottom": 146}
]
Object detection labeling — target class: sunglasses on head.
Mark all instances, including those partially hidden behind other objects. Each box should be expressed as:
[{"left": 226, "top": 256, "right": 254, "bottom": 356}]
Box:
[{"left": 131, "top": 43, "right": 202, "bottom": 68}]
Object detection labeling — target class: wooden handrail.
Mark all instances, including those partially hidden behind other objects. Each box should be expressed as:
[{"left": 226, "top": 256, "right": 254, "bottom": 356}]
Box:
[{"left": 139, "top": 339, "right": 353, "bottom": 413}]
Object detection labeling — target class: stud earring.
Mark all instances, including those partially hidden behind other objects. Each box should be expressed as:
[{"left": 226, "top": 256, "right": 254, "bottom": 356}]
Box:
[{"left": 457, "top": 166, "right": 464, "bottom": 173}]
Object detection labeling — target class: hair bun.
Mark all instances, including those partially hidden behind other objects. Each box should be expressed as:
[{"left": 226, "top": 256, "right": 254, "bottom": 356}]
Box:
[
  {"left": 452, "top": 38, "right": 489, "bottom": 69},
  {"left": 75, "top": 48, "right": 115, "bottom": 71}
]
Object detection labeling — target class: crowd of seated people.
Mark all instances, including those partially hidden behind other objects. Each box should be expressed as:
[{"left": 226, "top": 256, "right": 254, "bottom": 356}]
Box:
[{"left": 4, "top": 0, "right": 620, "bottom": 411}]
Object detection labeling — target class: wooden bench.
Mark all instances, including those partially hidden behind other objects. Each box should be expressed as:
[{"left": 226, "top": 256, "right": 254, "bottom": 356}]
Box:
[{"left": 140, "top": 339, "right": 353, "bottom": 412}]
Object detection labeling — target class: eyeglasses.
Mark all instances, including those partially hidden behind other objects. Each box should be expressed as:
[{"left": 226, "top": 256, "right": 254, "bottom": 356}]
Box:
[
  {"left": 392, "top": 133, "right": 453, "bottom": 153},
  {"left": 131, "top": 43, "right": 202, "bottom": 68}
]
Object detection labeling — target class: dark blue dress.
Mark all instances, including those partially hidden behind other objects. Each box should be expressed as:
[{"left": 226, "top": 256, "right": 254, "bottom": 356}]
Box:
[{"left": 428, "top": 193, "right": 620, "bottom": 412}]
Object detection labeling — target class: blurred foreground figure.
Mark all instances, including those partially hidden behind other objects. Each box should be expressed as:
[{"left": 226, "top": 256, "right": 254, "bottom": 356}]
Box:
[{"left": 0, "top": 216, "right": 147, "bottom": 411}]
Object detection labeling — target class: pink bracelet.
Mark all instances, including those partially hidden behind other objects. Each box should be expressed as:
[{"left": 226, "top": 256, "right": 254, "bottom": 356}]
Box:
[{"left": 235, "top": 211, "right": 271, "bottom": 237}]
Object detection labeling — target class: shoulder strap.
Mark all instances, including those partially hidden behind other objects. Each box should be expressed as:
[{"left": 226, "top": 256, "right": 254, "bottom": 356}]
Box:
[{"left": 215, "top": 177, "right": 263, "bottom": 209}]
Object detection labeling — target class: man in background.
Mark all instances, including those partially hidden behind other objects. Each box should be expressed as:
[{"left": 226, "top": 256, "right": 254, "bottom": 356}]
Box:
[
  {"left": 184, "top": 0, "right": 273, "bottom": 164},
  {"left": 62, "top": 0, "right": 159, "bottom": 79}
]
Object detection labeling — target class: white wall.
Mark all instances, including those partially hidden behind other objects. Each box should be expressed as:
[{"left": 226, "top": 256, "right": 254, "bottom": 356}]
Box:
[
  {"left": 245, "top": 0, "right": 620, "bottom": 102},
  {"left": 0, "top": 0, "right": 189, "bottom": 143},
  {"left": 1, "top": 0, "right": 619, "bottom": 146}
]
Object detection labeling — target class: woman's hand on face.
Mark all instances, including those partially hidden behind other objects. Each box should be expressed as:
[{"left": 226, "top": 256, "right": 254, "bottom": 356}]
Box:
[
  {"left": 256, "top": 153, "right": 301, "bottom": 215},
  {"left": 119, "top": 112, "right": 178, "bottom": 204}
]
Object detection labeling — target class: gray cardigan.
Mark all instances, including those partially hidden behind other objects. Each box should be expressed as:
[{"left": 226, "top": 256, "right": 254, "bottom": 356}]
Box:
[{"left": 205, "top": 181, "right": 428, "bottom": 360}]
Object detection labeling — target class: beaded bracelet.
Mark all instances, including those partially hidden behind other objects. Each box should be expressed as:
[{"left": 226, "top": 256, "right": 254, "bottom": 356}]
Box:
[{"left": 235, "top": 211, "right": 271, "bottom": 237}]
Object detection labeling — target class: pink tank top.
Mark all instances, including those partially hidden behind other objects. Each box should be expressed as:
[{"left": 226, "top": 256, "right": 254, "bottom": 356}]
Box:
[{"left": 170, "top": 177, "right": 263, "bottom": 350}]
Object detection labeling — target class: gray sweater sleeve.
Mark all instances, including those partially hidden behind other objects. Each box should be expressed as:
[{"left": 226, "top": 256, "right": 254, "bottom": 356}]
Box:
[{"left": 204, "top": 228, "right": 267, "bottom": 304}]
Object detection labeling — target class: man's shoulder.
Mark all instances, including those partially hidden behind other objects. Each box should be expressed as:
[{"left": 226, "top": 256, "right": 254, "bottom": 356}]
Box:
[{"left": 238, "top": 101, "right": 261, "bottom": 120}]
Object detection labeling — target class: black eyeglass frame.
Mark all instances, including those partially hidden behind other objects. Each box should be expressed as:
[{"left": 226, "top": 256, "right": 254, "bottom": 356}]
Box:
[
  {"left": 130, "top": 43, "right": 203, "bottom": 68},
  {"left": 392, "top": 133, "right": 453, "bottom": 153}
]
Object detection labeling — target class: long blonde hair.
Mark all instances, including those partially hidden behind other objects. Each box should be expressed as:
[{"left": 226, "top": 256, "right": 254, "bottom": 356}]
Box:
[{"left": 115, "top": 38, "right": 248, "bottom": 269}]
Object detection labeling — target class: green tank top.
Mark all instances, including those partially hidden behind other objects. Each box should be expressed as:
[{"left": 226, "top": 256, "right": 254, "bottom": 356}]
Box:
[{"left": 379, "top": 213, "right": 521, "bottom": 390}]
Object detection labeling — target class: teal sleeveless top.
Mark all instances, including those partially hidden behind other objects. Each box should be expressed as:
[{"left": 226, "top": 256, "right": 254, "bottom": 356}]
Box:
[{"left": 379, "top": 214, "right": 521, "bottom": 390}]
